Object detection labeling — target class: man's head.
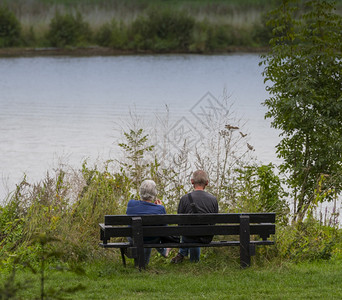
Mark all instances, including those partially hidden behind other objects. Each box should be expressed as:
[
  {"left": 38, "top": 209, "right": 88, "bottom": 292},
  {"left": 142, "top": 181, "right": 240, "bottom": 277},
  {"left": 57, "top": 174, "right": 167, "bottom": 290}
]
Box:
[
  {"left": 139, "top": 180, "right": 157, "bottom": 201},
  {"left": 191, "top": 170, "right": 209, "bottom": 189}
]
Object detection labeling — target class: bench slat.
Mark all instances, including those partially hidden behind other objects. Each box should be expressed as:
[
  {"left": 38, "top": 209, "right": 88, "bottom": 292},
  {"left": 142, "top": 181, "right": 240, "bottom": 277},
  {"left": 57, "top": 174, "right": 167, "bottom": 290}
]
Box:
[
  {"left": 104, "top": 213, "right": 275, "bottom": 225},
  {"left": 101, "top": 224, "right": 275, "bottom": 238},
  {"left": 99, "top": 240, "right": 275, "bottom": 249}
]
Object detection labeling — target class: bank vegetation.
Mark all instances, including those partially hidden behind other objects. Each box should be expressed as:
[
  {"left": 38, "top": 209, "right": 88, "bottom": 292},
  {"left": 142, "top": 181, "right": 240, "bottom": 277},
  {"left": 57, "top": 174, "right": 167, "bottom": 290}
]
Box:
[{"left": 0, "top": 0, "right": 291, "bottom": 54}]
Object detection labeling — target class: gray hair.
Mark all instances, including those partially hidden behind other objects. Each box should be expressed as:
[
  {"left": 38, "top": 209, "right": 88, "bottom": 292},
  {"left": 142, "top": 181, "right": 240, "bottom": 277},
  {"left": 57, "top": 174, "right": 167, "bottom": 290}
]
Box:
[
  {"left": 139, "top": 180, "right": 157, "bottom": 201},
  {"left": 191, "top": 170, "right": 209, "bottom": 186}
]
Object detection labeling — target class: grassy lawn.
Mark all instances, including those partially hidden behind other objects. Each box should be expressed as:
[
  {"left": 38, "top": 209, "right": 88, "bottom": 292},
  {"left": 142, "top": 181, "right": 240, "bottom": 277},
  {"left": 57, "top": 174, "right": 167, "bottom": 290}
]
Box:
[{"left": 4, "top": 252, "right": 342, "bottom": 300}]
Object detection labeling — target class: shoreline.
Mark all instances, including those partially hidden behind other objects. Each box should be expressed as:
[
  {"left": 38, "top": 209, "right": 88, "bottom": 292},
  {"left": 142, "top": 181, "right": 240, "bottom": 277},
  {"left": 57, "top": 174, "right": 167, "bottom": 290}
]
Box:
[{"left": 0, "top": 46, "right": 269, "bottom": 57}]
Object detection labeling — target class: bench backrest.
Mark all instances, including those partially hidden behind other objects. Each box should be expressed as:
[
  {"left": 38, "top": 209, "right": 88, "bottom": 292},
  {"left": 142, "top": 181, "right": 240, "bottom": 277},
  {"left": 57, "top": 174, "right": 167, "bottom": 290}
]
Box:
[{"left": 102, "top": 213, "right": 275, "bottom": 241}]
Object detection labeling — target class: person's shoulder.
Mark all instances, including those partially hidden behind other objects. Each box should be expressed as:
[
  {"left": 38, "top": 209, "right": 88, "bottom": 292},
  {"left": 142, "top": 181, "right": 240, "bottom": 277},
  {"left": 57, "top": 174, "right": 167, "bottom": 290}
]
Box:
[
  {"left": 204, "top": 190, "right": 216, "bottom": 198},
  {"left": 202, "top": 191, "right": 218, "bottom": 202},
  {"left": 194, "top": 190, "right": 214, "bottom": 197},
  {"left": 127, "top": 199, "right": 139, "bottom": 206},
  {"left": 180, "top": 194, "right": 188, "bottom": 201},
  {"left": 158, "top": 205, "right": 166, "bottom": 214},
  {"left": 148, "top": 202, "right": 166, "bottom": 214}
]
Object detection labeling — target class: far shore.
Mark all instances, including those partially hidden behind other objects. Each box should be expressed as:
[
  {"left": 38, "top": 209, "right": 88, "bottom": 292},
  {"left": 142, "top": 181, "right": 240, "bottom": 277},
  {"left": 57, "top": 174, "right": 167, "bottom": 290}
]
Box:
[{"left": 0, "top": 46, "right": 269, "bottom": 58}]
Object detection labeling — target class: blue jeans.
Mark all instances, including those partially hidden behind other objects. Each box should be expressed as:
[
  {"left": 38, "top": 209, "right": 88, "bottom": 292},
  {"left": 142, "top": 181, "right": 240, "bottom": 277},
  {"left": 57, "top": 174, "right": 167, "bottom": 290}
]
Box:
[
  {"left": 128, "top": 237, "right": 167, "bottom": 266},
  {"left": 179, "top": 236, "right": 200, "bottom": 262}
]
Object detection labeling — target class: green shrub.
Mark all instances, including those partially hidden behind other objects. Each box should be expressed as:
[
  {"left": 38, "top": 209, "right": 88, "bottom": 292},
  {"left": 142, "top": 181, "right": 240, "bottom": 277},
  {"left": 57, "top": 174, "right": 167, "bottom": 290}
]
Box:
[
  {"left": 251, "top": 12, "right": 273, "bottom": 46},
  {"left": 191, "top": 21, "right": 254, "bottom": 52},
  {"left": 0, "top": 181, "right": 27, "bottom": 258},
  {"left": 233, "top": 163, "right": 289, "bottom": 224},
  {"left": 21, "top": 26, "right": 39, "bottom": 47},
  {"left": 96, "top": 20, "right": 128, "bottom": 48},
  {"left": 95, "top": 23, "right": 112, "bottom": 47},
  {"left": 46, "top": 12, "right": 92, "bottom": 47},
  {"left": 206, "top": 25, "right": 234, "bottom": 51},
  {"left": 275, "top": 218, "right": 341, "bottom": 262},
  {"left": 0, "top": 5, "right": 21, "bottom": 47},
  {"left": 129, "top": 9, "right": 195, "bottom": 51}
]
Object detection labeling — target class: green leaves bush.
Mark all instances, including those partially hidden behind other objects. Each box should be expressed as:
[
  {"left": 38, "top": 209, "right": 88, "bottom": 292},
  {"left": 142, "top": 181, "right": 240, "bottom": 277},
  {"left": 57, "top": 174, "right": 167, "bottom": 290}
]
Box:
[
  {"left": 0, "top": 4, "right": 276, "bottom": 51},
  {"left": 234, "top": 163, "right": 289, "bottom": 224},
  {"left": 275, "top": 218, "right": 342, "bottom": 262},
  {"left": 96, "top": 20, "right": 128, "bottom": 48},
  {"left": 130, "top": 9, "right": 195, "bottom": 51},
  {"left": 46, "top": 12, "right": 92, "bottom": 47},
  {"left": 0, "top": 6, "right": 21, "bottom": 47}
]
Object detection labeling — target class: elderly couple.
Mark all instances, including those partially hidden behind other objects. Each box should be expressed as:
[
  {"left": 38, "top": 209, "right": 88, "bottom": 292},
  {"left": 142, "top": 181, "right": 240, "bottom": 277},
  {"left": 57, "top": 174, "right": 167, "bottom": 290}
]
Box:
[{"left": 126, "top": 170, "right": 219, "bottom": 266}]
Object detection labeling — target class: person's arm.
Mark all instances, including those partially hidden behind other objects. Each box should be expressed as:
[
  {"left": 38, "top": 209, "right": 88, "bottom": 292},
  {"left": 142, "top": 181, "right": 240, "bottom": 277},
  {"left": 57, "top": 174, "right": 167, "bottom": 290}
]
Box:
[
  {"left": 177, "top": 196, "right": 186, "bottom": 214},
  {"left": 215, "top": 199, "right": 219, "bottom": 213}
]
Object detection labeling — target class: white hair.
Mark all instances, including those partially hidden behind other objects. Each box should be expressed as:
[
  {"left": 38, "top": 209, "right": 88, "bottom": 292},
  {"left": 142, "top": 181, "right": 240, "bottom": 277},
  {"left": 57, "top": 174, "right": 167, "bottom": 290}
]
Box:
[{"left": 139, "top": 180, "right": 157, "bottom": 201}]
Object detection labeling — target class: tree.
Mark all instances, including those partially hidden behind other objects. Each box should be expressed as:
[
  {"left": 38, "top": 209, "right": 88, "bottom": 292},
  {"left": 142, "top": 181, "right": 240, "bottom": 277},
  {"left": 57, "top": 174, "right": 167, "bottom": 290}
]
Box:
[{"left": 261, "top": 0, "right": 342, "bottom": 221}]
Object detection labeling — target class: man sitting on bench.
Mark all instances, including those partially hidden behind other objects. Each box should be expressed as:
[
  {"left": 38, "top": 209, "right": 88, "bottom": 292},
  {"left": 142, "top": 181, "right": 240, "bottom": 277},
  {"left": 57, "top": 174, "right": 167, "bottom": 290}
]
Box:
[{"left": 171, "top": 170, "right": 219, "bottom": 263}]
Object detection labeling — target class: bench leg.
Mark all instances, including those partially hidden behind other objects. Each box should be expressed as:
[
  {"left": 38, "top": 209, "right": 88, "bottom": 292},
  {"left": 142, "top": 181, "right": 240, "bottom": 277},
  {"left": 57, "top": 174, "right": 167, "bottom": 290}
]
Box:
[
  {"left": 240, "top": 215, "right": 251, "bottom": 268},
  {"left": 120, "top": 248, "right": 126, "bottom": 267},
  {"left": 132, "top": 217, "right": 145, "bottom": 271}
]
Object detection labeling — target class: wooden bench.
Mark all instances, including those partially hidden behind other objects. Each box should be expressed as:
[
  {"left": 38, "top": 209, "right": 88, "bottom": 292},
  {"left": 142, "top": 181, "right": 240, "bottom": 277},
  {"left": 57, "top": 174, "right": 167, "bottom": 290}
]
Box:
[{"left": 99, "top": 213, "right": 275, "bottom": 269}]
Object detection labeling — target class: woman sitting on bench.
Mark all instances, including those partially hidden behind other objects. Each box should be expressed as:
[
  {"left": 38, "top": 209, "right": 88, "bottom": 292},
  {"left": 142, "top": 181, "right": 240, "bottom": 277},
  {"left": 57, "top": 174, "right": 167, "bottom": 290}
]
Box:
[{"left": 126, "top": 180, "right": 171, "bottom": 266}]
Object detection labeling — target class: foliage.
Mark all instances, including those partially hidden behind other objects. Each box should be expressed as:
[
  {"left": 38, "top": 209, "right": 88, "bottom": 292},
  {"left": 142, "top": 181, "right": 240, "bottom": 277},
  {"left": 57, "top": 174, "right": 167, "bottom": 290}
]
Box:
[
  {"left": 190, "top": 22, "right": 253, "bottom": 52},
  {"left": 118, "top": 129, "right": 155, "bottom": 197},
  {"left": 0, "top": 180, "right": 27, "bottom": 258},
  {"left": 129, "top": 9, "right": 195, "bottom": 51},
  {"left": 96, "top": 20, "right": 128, "bottom": 48},
  {"left": 0, "top": 233, "right": 85, "bottom": 300},
  {"left": 0, "top": 1, "right": 282, "bottom": 52},
  {"left": 46, "top": 11, "right": 92, "bottom": 47},
  {"left": 0, "top": 166, "right": 121, "bottom": 266},
  {"left": 234, "top": 163, "right": 289, "bottom": 224},
  {"left": 275, "top": 218, "right": 341, "bottom": 262},
  {"left": 251, "top": 12, "right": 274, "bottom": 46},
  {"left": 0, "top": 256, "right": 32, "bottom": 300},
  {"left": 1, "top": 0, "right": 341, "bottom": 52},
  {"left": 0, "top": 5, "right": 21, "bottom": 47},
  {"left": 261, "top": 0, "right": 342, "bottom": 221}
]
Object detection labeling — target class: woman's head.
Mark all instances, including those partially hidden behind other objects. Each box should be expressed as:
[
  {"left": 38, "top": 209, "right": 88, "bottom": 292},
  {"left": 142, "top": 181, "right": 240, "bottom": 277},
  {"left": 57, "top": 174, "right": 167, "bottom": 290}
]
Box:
[{"left": 139, "top": 180, "right": 157, "bottom": 201}]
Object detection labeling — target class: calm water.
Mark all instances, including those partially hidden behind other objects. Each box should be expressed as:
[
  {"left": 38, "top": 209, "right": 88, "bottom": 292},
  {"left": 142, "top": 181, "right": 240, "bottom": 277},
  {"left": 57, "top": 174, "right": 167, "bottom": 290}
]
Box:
[{"left": 1, "top": 54, "right": 281, "bottom": 201}]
